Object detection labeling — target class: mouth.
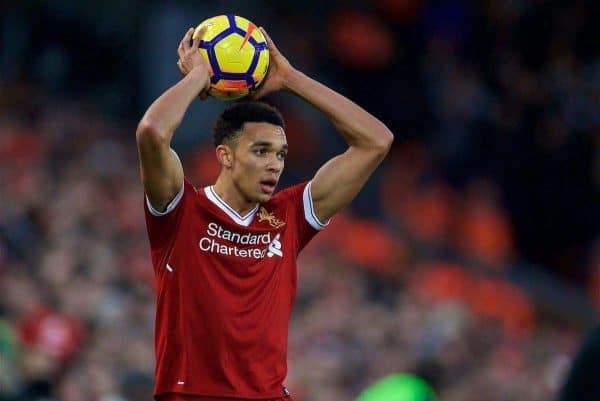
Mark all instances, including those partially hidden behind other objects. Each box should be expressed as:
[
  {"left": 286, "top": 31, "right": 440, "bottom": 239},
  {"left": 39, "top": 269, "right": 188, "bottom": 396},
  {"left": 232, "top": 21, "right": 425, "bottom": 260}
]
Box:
[{"left": 259, "top": 178, "right": 277, "bottom": 195}]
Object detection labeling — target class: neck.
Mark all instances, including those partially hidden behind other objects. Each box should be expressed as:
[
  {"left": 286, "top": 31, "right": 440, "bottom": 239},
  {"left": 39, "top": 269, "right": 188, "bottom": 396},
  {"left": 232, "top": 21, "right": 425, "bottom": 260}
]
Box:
[{"left": 212, "top": 175, "right": 257, "bottom": 216}]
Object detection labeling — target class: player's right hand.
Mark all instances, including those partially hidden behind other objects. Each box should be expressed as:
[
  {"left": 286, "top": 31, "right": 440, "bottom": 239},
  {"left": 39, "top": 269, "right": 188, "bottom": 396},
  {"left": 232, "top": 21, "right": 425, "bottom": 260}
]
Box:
[{"left": 177, "top": 27, "right": 212, "bottom": 98}]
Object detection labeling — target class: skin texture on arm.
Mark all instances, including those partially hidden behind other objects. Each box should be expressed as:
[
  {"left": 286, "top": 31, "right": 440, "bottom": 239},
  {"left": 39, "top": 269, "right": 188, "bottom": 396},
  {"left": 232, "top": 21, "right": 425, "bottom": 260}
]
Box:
[
  {"left": 253, "top": 28, "right": 394, "bottom": 222},
  {"left": 284, "top": 70, "right": 393, "bottom": 222},
  {"left": 136, "top": 27, "right": 211, "bottom": 211}
]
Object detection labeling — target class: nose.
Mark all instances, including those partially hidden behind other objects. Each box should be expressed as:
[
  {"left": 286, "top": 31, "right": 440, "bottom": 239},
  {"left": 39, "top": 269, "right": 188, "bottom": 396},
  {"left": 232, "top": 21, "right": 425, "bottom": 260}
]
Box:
[{"left": 266, "top": 155, "right": 283, "bottom": 173}]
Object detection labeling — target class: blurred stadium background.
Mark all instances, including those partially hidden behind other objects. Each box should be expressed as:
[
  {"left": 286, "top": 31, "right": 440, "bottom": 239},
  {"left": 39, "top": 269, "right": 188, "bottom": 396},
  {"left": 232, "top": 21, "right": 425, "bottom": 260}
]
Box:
[{"left": 0, "top": 1, "right": 597, "bottom": 400}]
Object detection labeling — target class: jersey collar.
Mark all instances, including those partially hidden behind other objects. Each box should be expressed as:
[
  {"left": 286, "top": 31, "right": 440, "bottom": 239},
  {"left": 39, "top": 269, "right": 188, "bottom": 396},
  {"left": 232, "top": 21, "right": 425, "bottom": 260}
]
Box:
[{"left": 204, "top": 186, "right": 259, "bottom": 227}]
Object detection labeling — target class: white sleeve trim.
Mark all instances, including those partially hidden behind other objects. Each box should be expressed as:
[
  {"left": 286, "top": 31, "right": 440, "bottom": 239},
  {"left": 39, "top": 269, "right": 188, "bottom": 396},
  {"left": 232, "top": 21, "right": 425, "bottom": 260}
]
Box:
[
  {"left": 146, "top": 182, "right": 185, "bottom": 217},
  {"left": 302, "top": 181, "right": 330, "bottom": 231}
]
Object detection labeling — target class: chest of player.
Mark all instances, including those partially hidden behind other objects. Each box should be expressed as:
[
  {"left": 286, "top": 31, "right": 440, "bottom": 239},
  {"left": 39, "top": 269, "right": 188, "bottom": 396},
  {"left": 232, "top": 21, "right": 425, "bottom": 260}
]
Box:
[
  {"left": 177, "top": 202, "right": 295, "bottom": 271},
  {"left": 196, "top": 221, "right": 286, "bottom": 260}
]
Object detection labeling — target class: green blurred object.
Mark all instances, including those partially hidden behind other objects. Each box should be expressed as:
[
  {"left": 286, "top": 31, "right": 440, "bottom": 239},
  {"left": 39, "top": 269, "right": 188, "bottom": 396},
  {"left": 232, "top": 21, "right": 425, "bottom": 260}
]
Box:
[
  {"left": 356, "top": 373, "right": 436, "bottom": 401},
  {"left": 0, "top": 319, "right": 20, "bottom": 396},
  {"left": 0, "top": 320, "right": 18, "bottom": 359}
]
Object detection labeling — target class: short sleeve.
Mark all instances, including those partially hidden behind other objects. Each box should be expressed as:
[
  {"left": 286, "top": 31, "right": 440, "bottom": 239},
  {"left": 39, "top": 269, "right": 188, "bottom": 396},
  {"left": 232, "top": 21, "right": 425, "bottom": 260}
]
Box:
[
  {"left": 302, "top": 181, "right": 330, "bottom": 231},
  {"left": 279, "top": 181, "right": 329, "bottom": 252},
  {"left": 143, "top": 178, "right": 195, "bottom": 252}
]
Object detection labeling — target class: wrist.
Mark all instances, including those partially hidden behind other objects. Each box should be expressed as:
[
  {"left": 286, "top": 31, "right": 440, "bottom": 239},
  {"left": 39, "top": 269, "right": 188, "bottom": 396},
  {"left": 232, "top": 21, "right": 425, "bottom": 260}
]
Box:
[
  {"left": 187, "top": 66, "right": 210, "bottom": 85},
  {"left": 282, "top": 67, "right": 303, "bottom": 93}
]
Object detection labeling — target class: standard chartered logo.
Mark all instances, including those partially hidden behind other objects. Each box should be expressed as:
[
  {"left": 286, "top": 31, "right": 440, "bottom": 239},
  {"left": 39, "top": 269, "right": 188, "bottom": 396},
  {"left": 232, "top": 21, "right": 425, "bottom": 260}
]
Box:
[{"left": 199, "top": 223, "right": 283, "bottom": 259}]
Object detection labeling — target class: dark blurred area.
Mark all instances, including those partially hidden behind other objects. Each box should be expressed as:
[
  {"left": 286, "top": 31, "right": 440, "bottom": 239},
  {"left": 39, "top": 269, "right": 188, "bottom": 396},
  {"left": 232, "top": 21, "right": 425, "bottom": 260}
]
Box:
[{"left": 0, "top": 1, "right": 598, "bottom": 400}]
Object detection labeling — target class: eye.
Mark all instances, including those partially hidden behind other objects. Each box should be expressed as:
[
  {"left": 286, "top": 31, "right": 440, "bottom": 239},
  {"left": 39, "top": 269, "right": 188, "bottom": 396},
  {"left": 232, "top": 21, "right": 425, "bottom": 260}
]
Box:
[
  {"left": 277, "top": 151, "right": 287, "bottom": 161},
  {"left": 253, "top": 148, "right": 267, "bottom": 156}
]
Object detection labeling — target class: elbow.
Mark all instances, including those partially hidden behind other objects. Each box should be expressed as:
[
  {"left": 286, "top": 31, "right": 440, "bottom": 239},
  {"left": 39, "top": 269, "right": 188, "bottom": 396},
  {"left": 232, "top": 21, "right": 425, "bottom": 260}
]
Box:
[
  {"left": 372, "top": 125, "right": 394, "bottom": 156},
  {"left": 136, "top": 118, "right": 168, "bottom": 147}
]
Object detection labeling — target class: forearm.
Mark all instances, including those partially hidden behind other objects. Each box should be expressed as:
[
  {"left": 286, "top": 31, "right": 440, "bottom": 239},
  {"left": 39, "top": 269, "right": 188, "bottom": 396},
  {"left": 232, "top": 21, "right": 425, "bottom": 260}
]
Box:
[
  {"left": 284, "top": 69, "right": 393, "bottom": 149},
  {"left": 139, "top": 67, "right": 208, "bottom": 142}
]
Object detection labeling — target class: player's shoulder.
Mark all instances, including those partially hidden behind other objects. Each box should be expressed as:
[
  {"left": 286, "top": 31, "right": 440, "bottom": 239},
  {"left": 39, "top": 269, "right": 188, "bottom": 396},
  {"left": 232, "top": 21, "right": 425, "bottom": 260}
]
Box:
[
  {"left": 180, "top": 177, "right": 203, "bottom": 202},
  {"left": 173, "top": 177, "right": 208, "bottom": 210},
  {"left": 183, "top": 177, "right": 198, "bottom": 192},
  {"left": 268, "top": 181, "right": 309, "bottom": 205}
]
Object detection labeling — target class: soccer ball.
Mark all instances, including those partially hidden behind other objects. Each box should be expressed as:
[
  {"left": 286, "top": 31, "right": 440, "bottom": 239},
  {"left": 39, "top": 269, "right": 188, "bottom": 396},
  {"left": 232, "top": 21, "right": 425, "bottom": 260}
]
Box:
[{"left": 193, "top": 15, "right": 269, "bottom": 100}]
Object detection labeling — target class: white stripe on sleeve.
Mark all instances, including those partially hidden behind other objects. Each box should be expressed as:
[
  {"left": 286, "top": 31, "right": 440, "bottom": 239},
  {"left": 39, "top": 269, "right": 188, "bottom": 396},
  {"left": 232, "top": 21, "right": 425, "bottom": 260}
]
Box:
[
  {"left": 302, "top": 181, "right": 330, "bottom": 231},
  {"left": 146, "top": 182, "right": 185, "bottom": 217}
]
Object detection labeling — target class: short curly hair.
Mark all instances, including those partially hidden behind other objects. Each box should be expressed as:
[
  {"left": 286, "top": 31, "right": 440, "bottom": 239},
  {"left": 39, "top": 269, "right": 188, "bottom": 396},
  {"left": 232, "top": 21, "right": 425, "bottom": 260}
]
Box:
[{"left": 213, "top": 101, "right": 285, "bottom": 147}]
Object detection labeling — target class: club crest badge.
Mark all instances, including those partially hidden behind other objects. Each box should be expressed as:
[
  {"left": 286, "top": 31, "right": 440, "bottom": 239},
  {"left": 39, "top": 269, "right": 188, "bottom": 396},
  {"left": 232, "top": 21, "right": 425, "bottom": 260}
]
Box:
[{"left": 258, "top": 207, "right": 286, "bottom": 228}]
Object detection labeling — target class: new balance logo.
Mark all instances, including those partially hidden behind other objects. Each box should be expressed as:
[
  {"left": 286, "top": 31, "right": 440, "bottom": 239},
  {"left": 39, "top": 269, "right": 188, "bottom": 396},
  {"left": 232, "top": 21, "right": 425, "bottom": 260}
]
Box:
[{"left": 267, "top": 234, "right": 282, "bottom": 258}]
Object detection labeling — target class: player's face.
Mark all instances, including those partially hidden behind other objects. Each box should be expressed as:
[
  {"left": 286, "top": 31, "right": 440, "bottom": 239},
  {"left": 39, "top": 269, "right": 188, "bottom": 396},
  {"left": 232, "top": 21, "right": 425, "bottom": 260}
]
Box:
[{"left": 231, "top": 122, "right": 288, "bottom": 203}]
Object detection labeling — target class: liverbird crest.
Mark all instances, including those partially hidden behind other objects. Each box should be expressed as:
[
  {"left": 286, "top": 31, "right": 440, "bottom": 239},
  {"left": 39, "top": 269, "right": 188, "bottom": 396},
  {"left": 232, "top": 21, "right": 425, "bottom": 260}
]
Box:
[{"left": 258, "top": 207, "right": 286, "bottom": 228}]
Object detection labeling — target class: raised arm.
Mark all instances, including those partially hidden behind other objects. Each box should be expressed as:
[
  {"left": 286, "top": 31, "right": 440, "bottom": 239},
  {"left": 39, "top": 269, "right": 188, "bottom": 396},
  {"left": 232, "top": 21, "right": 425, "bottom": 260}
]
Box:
[
  {"left": 285, "top": 71, "right": 393, "bottom": 222},
  {"left": 136, "top": 27, "right": 211, "bottom": 211},
  {"left": 254, "top": 28, "right": 394, "bottom": 222}
]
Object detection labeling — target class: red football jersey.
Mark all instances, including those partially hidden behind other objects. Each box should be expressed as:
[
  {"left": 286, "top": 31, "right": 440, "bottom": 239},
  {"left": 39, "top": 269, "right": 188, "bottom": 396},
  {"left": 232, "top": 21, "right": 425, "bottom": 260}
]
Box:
[{"left": 143, "top": 178, "right": 327, "bottom": 399}]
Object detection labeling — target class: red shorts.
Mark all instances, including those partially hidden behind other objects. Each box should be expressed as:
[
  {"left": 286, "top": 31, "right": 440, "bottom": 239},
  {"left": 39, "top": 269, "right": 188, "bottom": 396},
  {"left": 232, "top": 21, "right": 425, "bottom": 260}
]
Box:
[{"left": 157, "top": 394, "right": 294, "bottom": 401}]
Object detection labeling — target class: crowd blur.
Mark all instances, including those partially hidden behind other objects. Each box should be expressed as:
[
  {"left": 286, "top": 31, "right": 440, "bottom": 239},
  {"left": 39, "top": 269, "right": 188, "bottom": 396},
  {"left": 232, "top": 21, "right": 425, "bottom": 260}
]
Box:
[{"left": 1, "top": 1, "right": 598, "bottom": 401}]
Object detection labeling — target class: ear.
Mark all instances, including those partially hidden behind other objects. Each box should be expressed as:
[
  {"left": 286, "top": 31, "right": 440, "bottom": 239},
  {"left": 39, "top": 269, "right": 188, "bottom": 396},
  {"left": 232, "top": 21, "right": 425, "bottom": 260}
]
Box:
[{"left": 216, "top": 144, "right": 233, "bottom": 169}]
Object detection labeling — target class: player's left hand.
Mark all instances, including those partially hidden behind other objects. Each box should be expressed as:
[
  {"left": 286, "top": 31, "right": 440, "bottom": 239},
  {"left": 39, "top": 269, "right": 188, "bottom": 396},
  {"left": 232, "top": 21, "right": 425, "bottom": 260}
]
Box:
[{"left": 250, "top": 27, "right": 295, "bottom": 99}]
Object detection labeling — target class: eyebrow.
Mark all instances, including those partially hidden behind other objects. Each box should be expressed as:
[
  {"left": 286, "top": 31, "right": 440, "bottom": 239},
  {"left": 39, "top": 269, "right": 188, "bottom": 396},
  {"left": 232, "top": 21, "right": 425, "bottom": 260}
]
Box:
[{"left": 251, "top": 141, "right": 288, "bottom": 150}]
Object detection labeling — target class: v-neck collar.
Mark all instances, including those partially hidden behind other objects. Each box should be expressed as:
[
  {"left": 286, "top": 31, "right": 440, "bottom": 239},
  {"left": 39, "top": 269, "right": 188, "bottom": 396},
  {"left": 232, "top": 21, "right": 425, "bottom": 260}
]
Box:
[{"left": 204, "top": 186, "right": 259, "bottom": 227}]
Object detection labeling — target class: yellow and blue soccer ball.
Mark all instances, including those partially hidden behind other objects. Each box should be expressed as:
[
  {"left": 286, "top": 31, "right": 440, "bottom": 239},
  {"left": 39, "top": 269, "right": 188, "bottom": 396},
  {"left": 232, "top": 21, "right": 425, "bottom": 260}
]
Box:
[{"left": 193, "top": 15, "right": 269, "bottom": 100}]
